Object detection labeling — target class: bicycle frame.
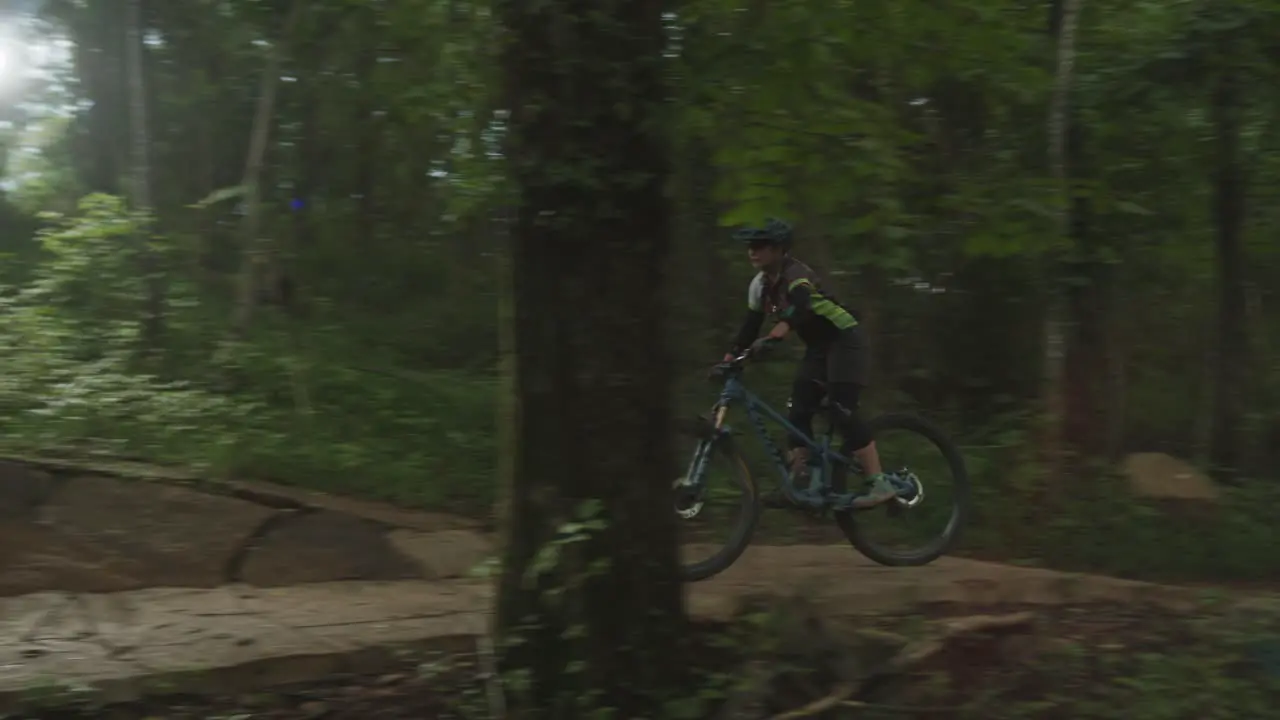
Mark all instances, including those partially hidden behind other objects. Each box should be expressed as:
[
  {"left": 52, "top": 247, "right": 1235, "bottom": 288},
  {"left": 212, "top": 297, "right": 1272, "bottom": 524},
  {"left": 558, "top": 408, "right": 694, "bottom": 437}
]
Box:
[
  {"left": 674, "top": 356, "right": 961, "bottom": 579},
  {"left": 692, "top": 370, "right": 867, "bottom": 511}
]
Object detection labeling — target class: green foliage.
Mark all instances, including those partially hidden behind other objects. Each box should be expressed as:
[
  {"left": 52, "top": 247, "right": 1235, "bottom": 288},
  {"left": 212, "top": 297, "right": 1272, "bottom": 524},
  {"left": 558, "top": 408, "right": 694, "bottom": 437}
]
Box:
[
  {"left": 0, "top": 195, "right": 498, "bottom": 510},
  {"left": 958, "top": 415, "right": 1280, "bottom": 583},
  {"left": 963, "top": 611, "right": 1280, "bottom": 719}
]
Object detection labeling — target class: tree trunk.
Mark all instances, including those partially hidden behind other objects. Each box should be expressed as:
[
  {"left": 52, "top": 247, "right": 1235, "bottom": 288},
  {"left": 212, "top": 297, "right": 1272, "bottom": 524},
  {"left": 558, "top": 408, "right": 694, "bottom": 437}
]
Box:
[
  {"left": 1040, "top": 0, "right": 1082, "bottom": 478},
  {"left": 354, "top": 7, "right": 379, "bottom": 244},
  {"left": 1061, "top": 119, "right": 1113, "bottom": 460},
  {"left": 69, "top": 0, "right": 127, "bottom": 196},
  {"left": 493, "top": 0, "right": 685, "bottom": 714},
  {"left": 1208, "top": 61, "right": 1247, "bottom": 480},
  {"left": 494, "top": 206, "right": 516, "bottom": 532},
  {"left": 231, "top": 0, "right": 304, "bottom": 336},
  {"left": 294, "top": 61, "right": 320, "bottom": 253},
  {"left": 856, "top": 262, "right": 886, "bottom": 399},
  {"left": 1103, "top": 266, "right": 1129, "bottom": 458},
  {"left": 125, "top": 0, "right": 165, "bottom": 352},
  {"left": 689, "top": 137, "right": 728, "bottom": 358}
]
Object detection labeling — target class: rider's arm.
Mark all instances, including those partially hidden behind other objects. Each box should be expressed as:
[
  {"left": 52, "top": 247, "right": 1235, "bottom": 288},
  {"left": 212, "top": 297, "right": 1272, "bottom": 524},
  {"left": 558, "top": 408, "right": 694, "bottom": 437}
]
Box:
[
  {"left": 730, "top": 310, "right": 765, "bottom": 354},
  {"left": 730, "top": 273, "right": 769, "bottom": 354},
  {"left": 780, "top": 277, "right": 815, "bottom": 324},
  {"left": 763, "top": 320, "right": 791, "bottom": 340}
]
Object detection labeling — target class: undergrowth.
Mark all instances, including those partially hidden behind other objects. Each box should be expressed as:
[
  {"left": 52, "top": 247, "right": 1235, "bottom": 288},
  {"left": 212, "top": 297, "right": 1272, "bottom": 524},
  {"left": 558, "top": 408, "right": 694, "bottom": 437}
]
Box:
[{"left": 11, "top": 601, "right": 1280, "bottom": 720}]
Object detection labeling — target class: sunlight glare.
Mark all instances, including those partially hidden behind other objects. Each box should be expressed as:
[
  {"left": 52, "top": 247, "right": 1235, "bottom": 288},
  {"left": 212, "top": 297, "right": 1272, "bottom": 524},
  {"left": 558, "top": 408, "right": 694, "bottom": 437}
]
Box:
[{"left": 0, "top": 30, "right": 28, "bottom": 94}]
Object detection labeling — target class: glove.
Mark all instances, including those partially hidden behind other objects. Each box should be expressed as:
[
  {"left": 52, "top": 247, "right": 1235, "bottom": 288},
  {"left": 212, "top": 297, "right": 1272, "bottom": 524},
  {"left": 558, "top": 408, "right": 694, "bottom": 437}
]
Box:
[{"left": 749, "top": 336, "right": 779, "bottom": 356}]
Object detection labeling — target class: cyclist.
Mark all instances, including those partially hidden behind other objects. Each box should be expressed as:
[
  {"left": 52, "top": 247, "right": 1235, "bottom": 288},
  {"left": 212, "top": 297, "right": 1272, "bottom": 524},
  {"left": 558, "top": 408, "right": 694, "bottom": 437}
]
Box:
[{"left": 723, "top": 218, "right": 895, "bottom": 509}]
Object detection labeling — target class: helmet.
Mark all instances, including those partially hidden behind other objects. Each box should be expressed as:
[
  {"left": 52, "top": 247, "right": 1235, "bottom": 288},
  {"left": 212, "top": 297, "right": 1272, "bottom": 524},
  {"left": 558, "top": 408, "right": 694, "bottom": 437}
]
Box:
[{"left": 732, "top": 217, "right": 793, "bottom": 248}]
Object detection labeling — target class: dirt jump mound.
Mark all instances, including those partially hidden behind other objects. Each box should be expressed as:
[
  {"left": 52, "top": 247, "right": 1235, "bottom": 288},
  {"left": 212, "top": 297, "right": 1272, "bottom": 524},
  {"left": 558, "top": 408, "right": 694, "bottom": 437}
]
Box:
[{"left": 0, "top": 459, "right": 491, "bottom": 596}]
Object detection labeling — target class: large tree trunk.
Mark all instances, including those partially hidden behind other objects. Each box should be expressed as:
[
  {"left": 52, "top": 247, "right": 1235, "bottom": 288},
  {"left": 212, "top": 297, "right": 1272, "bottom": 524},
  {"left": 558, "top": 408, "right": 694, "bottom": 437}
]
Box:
[
  {"left": 493, "top": 0, "right": 685, "bottom": 714},
  {"left": 1208, "top": 60, "right": 1247, "bottom": 480}
]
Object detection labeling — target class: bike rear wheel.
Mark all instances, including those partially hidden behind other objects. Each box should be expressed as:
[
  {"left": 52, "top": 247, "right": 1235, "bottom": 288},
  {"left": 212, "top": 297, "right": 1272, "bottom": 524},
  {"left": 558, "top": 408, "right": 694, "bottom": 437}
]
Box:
[
  {"left": 834, "top": 412, "right": 969, "bottom": 567},
  {"left": 673, "top": 420, "right": 759, "bottom": 582}
]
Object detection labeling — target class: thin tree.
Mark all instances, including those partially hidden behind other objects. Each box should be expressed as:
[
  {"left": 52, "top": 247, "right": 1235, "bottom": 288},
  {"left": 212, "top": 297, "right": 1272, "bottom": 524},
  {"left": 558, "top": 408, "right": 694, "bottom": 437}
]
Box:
[
  {"left": 230, "top": 0, "right": 302, "bottom": 336},
  {"left": 1040, "top": 0, "right": 1083, "bottom": 480},
  {"left": 1207, "top": 16, "right": 1247, "bottom": 480},
  {"left": 125, "top": 0, "right": 164, "bottom": 351}
]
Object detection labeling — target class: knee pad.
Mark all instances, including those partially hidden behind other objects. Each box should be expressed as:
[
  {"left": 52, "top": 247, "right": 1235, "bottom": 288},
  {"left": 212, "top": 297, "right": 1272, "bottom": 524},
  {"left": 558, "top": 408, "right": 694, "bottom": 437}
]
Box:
[
  {"left": 787, "top": 379, "right": 824, "bottom": 447},
  {"left": 830, "top": 382, "right": 873, "bottom": 451}
]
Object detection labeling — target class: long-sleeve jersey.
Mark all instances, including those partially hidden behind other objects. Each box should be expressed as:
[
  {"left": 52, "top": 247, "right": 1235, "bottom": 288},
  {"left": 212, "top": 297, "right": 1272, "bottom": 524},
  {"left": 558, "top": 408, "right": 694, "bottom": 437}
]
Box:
[{"left": 730, "top": 257, "right": 858, "bottom": 353}]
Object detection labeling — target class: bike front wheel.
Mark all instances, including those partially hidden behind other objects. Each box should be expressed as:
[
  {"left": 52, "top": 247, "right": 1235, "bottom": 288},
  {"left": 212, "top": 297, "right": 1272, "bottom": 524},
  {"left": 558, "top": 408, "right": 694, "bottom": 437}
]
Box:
[
  {"left": 834, "top": 412, "right": 969, "bottom": 567},
  {"left": 673, "top": 419, "right": 759, "bottom": 582}
]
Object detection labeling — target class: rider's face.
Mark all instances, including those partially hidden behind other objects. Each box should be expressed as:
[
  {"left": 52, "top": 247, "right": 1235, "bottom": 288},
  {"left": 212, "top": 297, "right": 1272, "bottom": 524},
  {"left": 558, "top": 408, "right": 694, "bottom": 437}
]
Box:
[{"left": 747, "top": 242, "right": 782, "bottom": 270}]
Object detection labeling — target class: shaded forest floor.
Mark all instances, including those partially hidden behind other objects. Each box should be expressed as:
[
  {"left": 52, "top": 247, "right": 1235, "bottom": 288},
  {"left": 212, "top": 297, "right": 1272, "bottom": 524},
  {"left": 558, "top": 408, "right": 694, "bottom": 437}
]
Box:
[{"left": 15, "top": 599, "right": 1280, "bottom": 720}]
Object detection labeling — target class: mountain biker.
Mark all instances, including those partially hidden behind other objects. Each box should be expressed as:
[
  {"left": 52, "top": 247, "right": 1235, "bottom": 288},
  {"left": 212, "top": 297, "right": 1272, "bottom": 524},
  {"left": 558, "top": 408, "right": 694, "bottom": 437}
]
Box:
[{"left": 723, "top": 218, "right": 895, "bottom": 509}]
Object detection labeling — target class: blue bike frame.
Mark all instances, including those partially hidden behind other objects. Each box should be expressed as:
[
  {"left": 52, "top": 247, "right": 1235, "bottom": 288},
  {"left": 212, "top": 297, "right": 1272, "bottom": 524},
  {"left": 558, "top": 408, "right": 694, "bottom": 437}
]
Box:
[{"left": 685, "top": 371, "right": 902, "bottom": 512}]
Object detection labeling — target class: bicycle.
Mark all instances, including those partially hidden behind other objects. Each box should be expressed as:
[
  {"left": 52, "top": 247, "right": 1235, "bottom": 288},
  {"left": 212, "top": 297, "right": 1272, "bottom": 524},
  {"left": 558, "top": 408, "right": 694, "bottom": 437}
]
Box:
[{"left": 673, "top": 343, "right": 970, "bottom": 582}]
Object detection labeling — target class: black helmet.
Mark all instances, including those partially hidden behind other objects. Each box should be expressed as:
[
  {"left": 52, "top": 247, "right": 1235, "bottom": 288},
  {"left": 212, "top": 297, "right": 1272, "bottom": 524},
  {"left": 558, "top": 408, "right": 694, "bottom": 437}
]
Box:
[{"left": 732, "top": 217, "right": 793, "bottom": 248}]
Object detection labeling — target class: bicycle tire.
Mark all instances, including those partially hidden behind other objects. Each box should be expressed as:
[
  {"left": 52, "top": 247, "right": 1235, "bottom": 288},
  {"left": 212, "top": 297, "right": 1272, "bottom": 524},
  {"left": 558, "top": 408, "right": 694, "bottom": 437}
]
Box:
[
  {"left": 834, "top": 412, "right": 969, "bottom": 567},
  {"left": 677, "top": 434, "right": 760, "bottom": 582}
]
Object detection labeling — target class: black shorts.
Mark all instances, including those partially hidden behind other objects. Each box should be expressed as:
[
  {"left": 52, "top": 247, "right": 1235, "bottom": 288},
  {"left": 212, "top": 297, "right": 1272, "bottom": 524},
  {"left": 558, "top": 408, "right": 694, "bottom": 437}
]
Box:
[{"left": 794, "top": 326, "right": 868, "bottom": 388}]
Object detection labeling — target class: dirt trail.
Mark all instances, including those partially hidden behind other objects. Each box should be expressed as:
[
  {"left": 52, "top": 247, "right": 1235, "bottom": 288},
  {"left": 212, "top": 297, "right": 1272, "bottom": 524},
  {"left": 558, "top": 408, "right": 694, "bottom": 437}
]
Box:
[
  {"left": 6, "top": 543, "right": 1272, "bottom": 710},
  {"left": 0, "top": 455, "right": 1274, "bottom": 709}
]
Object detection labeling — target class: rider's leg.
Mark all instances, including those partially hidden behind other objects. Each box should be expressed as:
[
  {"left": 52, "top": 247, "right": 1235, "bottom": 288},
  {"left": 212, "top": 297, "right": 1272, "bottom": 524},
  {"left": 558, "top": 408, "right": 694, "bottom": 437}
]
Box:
[
  {"left": 786, "top": 349, "right": 827, "bottom": 479},
  {"left": 831, "top": 383, "right": 879, "bottom": 472},
  {"left": 830, "top": 382, "right": 894, "bottom": 508},
  {"left": 786, "top": 376, "right": 823, "bottom": 479},
  {"left": 761, "top": 352, "right": 825, "bottom": 508},
  {"left": 828, "top": 329, "right": 895, "bottom": 508}
]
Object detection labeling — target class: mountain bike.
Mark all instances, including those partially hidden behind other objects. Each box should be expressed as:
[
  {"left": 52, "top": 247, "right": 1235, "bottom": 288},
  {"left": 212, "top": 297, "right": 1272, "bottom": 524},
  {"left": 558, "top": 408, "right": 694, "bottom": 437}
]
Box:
[{"left": 673, "top": 344, "right": 970, "bottom": 582}]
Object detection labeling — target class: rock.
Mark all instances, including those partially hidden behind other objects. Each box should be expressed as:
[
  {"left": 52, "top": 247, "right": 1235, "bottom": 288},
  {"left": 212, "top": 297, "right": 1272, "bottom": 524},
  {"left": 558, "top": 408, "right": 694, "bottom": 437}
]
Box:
[
  {"left": 386, "top": 529, "right": 492, "bottom": 580},
  {"left": 237, "top": 511, "right": 420, "bottom": 586},
  {"left": 0, "top": 461, "right": 63, "bottom": 521},
  {"left": 1122, "top": 452, "right": 1219, "bottom": 501},
  {"left": 38, "top": 474, "right": 275, "bottom": 588}
]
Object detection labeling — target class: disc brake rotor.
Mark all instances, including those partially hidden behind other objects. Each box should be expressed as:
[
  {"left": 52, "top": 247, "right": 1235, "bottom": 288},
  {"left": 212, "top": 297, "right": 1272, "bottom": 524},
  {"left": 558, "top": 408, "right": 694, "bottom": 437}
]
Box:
[
  {"left": 672, "top": 477, "right": 704, "bottom": 519},
  {"left": 894, "top": 470, "right": 925, "bottom": 508}
]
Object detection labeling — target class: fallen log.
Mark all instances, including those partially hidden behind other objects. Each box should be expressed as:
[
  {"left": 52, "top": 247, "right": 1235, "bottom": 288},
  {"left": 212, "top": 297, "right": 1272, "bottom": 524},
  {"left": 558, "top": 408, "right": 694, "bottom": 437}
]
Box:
[{"left": 715, "top": 594, "right": 1037, "bottom": 720}]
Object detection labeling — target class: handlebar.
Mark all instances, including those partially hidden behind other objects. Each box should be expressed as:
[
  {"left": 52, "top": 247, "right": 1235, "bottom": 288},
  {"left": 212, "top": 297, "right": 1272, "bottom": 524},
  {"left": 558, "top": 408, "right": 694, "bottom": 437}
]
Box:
[{"left": 710, "top": 337, "right": 782, "bottom": 379}]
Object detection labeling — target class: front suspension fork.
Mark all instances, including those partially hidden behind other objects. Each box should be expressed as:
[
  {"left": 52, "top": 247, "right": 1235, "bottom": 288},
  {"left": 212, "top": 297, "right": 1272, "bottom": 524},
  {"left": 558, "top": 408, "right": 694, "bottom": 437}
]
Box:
[{"left": 683, "top": 403, "right": 730, "bottom": 496}]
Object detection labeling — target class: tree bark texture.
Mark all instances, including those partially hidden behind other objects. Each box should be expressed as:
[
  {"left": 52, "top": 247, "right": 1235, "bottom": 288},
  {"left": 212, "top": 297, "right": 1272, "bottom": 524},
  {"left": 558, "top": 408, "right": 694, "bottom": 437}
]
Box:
[{"left": 493, "top": 0, "right": 686, "bottom": 715}]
